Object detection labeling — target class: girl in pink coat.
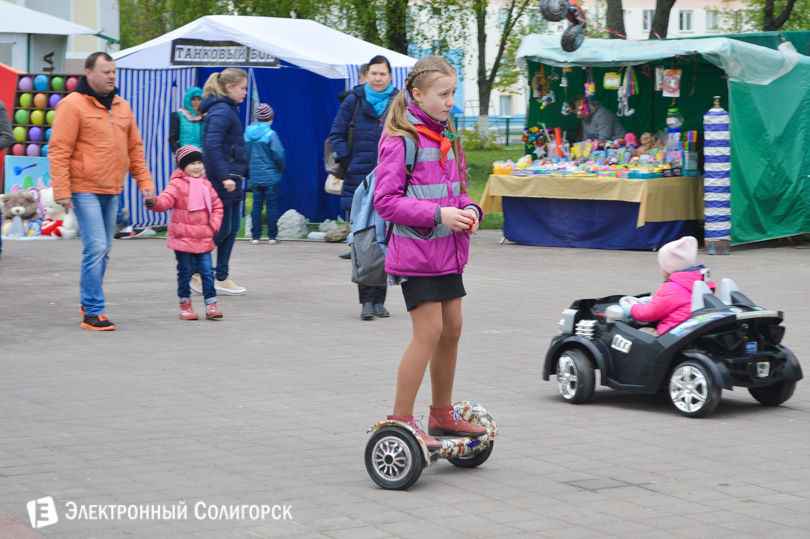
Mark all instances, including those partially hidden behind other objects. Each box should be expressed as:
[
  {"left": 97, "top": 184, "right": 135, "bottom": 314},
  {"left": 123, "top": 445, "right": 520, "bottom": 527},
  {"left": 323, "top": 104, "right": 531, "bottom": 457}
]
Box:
[
  {"left": 630, "top": 236, "right": 715, "bottom": 335},
  {"left": 146, "top": 146, "right": 224, "bottom": 320},
  {"left": 373, "top": 56, "right": 487, "bottom": 451}
]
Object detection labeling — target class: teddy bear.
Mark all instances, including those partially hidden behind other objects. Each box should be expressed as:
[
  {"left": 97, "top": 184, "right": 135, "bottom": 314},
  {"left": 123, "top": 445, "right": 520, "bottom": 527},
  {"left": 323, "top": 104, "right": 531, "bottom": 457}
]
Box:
[
  {"left": 1, "top": 190, "right": 42, "bottom": 236},
  {"left": 38, "top": 187, "right": 79, "bottom": 239}
]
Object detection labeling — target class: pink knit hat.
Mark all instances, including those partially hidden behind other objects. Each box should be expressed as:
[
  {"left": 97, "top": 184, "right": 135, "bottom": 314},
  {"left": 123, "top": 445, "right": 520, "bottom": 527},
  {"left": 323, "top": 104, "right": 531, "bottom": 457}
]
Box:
[
  {"left": 658, "top": 236, "right": 698, "bottom": 274},
  {"left": 175, "top": 145, "right": 203, "bottom": 170},
  {"left": 256, "top": 103, "right": 274, "bottom": 121}
]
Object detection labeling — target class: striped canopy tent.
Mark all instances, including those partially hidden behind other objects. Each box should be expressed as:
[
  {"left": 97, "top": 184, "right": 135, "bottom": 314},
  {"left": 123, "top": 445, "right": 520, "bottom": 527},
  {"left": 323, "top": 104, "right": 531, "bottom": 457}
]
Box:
[
  {"left": 517, "top": 34, "right": 810, "bottom": 245},
  {"left": 113, "top": 16, "right": 416, "bottom": 226}
]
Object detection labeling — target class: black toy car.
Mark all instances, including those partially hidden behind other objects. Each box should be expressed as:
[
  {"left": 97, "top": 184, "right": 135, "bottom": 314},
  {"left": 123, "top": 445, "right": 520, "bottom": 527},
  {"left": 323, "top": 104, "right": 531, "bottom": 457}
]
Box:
[{"left": 543, "top": 277, "right": 802, "bottom": 417}]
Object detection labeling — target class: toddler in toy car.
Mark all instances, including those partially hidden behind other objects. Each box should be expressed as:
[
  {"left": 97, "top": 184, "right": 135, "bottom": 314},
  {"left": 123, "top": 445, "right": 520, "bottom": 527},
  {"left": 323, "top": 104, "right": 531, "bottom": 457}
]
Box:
[{"left": 624, "top": 236, "right": 715, "bottom": 335}]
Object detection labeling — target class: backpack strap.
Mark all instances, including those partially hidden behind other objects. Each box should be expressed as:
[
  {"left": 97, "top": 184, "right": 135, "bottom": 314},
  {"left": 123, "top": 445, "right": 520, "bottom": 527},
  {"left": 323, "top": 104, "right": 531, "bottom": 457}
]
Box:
[{"left": 384, "top": 135, "right": 418, "bottom": 246}]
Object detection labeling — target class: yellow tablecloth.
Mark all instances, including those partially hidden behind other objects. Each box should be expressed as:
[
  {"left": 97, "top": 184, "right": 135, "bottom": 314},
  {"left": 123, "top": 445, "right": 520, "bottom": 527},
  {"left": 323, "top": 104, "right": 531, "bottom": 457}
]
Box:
[{"left": 481, "top": 174, "right": 704, "bottom": 227}]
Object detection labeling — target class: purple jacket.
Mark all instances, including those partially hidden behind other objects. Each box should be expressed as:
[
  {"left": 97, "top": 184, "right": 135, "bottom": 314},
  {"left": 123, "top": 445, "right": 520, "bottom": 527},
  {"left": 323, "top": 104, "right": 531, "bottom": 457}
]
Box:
[{"left": 374, "top": 103, "right": 482, "bottom": 277}]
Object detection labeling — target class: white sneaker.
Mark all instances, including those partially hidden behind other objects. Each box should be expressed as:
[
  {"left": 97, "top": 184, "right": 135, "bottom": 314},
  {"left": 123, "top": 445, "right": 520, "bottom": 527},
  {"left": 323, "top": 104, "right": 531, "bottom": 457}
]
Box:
[
  {"left": 215, "top": 277, "right": 246, "bottom": 295},
  {"left": 251, "top": 239, "right": 260, "bottom": 245},
  {"left": 120, "top": 225, "right": 134, "bottom": 235},
  {"left": 189, "top": 273, "right": 203, "bottom": 294},
  {"left": 268, "top": 239, "right": 278, "bottom": 245}
]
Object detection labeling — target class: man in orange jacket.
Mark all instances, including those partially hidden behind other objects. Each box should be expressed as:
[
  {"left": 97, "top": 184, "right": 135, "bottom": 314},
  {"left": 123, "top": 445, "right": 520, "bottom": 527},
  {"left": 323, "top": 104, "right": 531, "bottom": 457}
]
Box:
[{"left": 50, "top": 52, "right": 156, "bottom": 331}]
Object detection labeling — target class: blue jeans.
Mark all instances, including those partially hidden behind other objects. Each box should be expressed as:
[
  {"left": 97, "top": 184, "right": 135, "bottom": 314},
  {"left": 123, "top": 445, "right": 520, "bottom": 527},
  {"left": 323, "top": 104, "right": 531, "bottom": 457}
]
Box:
[
  {"left": 116, "top": 194, "right": 129, "bottom": 229},
  {"left": 251, "top": 183, "right": 280, "bottom": 240},
  {"left": 213, "top": 203, "right": 241, "bottom": 281},
  {"left": 71, "top": 193, "right": 119, "bottom": 316},
  {"left": 176, "top": 250, "right": 216, "bottom": 304}
]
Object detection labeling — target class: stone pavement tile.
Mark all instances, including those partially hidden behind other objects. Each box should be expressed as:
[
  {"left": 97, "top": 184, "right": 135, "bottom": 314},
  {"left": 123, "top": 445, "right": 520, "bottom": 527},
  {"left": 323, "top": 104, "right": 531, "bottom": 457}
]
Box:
[{"left": 323, "top": 526, "right": 391, "bottom": 539}]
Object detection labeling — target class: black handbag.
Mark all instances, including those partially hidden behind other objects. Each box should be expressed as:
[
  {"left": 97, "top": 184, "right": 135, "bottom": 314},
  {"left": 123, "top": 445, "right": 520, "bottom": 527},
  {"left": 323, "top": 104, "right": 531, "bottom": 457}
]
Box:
[{"left": 324, "top": 97, "right": 361, "bottom": 179}]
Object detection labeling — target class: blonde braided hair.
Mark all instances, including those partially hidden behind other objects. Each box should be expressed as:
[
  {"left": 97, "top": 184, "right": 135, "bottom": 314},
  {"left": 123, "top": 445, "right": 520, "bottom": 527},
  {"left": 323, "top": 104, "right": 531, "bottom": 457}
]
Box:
[{"left": 384, "top": 56, "right": 467, "bottom": 191}]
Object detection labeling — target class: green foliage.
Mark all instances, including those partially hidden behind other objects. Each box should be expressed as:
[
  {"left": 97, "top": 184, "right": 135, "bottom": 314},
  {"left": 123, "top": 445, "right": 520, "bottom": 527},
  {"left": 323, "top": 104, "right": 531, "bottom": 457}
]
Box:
[
  {"left": 708, "top": 0, "right": 810, "bottom": 32},
  {"left": 460, "top": 125, "right": 498, "bottom": 150},
  {"left": 464, "top": 147, "right": 524, "bottom": 229}
]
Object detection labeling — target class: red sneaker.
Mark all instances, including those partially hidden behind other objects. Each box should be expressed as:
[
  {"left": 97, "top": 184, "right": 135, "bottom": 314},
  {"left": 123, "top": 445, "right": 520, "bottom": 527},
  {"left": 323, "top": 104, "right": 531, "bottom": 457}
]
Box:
[
  {"left": 428, "top": 406, "right": 488, "bottom": 438},
  {"left": 179, "top": 300, "right": 198, "bottom": 320},
  {"left": 205, "top": 301, "right": 223, "bottom": 320},
  {"left": 387, "top": 415, "right": 442, "bottom": 451}
]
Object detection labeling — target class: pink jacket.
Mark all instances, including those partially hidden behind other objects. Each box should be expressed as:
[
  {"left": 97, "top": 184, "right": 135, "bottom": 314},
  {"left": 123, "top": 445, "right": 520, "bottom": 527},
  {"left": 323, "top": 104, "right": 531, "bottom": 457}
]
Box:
[
  {"left": 147, "top": 168, "right": 223, "bottom": 253},
  {"left": 374, "top": 103, "right": 482, "bottom": 276},
  {"left": 631, "top": 268, "right": 715, "bottom": 334}
]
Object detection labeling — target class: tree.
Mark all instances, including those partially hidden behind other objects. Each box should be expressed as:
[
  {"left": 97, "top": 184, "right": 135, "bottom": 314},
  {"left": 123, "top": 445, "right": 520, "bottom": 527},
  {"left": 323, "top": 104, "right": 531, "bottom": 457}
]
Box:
[
  {"left": 709, "top": 0, "right": 810, "bottom": 33},
  {"left": 605, "top": 0, "right": 626, "bottom": 39},
  {"left": 649, "top": 0, "right": 676, "bottom": 39}
]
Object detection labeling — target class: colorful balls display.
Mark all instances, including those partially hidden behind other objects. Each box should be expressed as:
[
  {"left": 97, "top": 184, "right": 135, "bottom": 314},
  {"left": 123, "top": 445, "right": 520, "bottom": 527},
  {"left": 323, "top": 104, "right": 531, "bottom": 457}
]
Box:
[
  {"left": 41, "top": 144, "right": 49, "bottom": 157},
  {"left": 30, "top": 110, "right": 44, "bottom": 125},
  {"left": 49, "top": 94, "right": 61, "bottom": 108},
  {"left": 26, "top": 144, "right": 40, "bottom": 157},
  {"left": 45, "top": 128, "right": 52, "bottom": 141},
  {"left": 11, "top": 143, "right": 24, "bottom": 156},
  {"left": 18, "top": 93, "right": 31, "bottom": 107},
  {"left": 33, "top": 74, "right": 49, "bottom": 92},
  {"left": 33, "top": 93, "right": 47, "bottom": 108},
  {"left": 66, "top": 77, "right": 78, "bottom": 92},
  {"left": 46, "top": 110, "right": 55, "bottom": 125},
  {"left": 14, "top": 109, "right": 28, "bottom": 124},
  {"left": 29, "top": 126, "right": 42, "bottom": 142},
  {"left": 18, "top": 76, "right": 33, "bottom": 92},
  {"left": 51, "top": 76, "right": 64, "bottom": 91}
]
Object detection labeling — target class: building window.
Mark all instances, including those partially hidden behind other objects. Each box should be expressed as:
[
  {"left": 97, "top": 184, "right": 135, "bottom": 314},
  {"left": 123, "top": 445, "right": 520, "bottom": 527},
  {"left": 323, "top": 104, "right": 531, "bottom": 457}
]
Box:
[
  {"left": 680, "top": 10, "right": 693, "bottom": 32},
  {"left": 642, "top": 9, "right": 656, "bottom": 31},
  {"left": 500, "top": 95, "right": 513, "bottom": 117},
  {"left": 706, "top": 11, "right": 719, "bottom": 32}
]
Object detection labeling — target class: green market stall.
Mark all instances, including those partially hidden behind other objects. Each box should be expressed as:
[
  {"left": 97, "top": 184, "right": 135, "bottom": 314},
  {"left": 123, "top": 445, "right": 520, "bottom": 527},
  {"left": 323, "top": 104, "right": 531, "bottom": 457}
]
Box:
[{"left": 507, "top": 35, "right": 810, "bottom": 246}]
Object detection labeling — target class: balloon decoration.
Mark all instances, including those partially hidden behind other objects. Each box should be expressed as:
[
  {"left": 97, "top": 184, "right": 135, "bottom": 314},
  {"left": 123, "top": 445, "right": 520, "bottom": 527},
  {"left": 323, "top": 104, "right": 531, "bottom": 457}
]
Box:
[{"left": 10, "top": 72, "right": 74, "bottom": 163}]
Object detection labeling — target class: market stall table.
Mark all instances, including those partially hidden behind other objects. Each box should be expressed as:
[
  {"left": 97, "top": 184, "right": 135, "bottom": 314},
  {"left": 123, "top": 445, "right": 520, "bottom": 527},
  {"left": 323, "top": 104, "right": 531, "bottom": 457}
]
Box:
[{"left": 481, "top": 174, "right": 703, "bottom": 249}]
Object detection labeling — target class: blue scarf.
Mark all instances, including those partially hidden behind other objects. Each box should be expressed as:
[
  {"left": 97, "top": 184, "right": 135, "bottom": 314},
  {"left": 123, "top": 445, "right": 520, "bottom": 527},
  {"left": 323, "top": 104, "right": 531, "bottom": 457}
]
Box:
[{"left": 364, "top": 83, "right": 395, "bottom": 116}]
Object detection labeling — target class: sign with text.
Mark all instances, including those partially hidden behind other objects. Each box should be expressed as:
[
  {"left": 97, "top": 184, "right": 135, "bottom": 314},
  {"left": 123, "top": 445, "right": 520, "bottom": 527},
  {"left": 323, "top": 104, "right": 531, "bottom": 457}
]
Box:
[{"left": 170, "top": 39, "right": 279, "bottom": 67}]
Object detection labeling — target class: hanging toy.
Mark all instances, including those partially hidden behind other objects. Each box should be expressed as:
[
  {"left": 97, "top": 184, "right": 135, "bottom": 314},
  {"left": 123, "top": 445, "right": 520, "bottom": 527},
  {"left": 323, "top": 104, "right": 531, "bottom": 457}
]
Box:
[
  {"left": 584, "top": 81, "right": 595, "bottom": 99},
  {"left": 539, "top": 90, "right": 556, "bottom": 110},
  {"left": 617, "top": 67, "right": 637, "bottom": 117},
  {"left": 560, "top": 67, "right": 571, "bottom": 115},
  {"left": 560, "top": 102, "right": 571, "bottom": 115}
]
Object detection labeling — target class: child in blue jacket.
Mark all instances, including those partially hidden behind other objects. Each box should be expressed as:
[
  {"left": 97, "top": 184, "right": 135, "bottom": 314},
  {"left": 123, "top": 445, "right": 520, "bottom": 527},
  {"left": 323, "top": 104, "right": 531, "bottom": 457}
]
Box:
[{"left": 245, "top": 103, "right": 286, "bottom": 244}]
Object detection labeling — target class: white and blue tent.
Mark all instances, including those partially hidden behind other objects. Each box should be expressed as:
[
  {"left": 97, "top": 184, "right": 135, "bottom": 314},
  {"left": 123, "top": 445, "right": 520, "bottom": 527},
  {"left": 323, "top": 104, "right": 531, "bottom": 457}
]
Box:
[{"left": 113, "top": 15, "right": 416, "bottom": 226}]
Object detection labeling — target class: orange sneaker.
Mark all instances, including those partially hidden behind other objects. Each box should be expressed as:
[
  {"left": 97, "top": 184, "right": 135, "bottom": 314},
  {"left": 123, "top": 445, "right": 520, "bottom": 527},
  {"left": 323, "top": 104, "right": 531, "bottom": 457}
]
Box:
[
  {"left": 179, "top": 300, "right": 198, "bottom": 320},
  {"left": 428, "top": 406, "right": 488, "bottom": 438},
  {"left": 81, "top": 315, "right": 116, "bottom": 331},
  {"left": 387, "top": 415, "right": 442, "bottom": 451}
]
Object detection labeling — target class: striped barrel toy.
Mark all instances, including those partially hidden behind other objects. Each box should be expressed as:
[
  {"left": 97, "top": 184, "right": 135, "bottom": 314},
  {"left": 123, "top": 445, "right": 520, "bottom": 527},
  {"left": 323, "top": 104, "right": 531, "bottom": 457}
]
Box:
[{"left": 702, "top": 96, "right": 731, "bottom": 255}]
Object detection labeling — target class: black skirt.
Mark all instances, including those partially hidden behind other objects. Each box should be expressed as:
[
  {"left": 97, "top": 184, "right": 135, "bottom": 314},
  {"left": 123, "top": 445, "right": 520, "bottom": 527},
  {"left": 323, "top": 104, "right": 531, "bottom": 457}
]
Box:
[{"left": 400, "top": 274, "right": 466, "bottom": 311}]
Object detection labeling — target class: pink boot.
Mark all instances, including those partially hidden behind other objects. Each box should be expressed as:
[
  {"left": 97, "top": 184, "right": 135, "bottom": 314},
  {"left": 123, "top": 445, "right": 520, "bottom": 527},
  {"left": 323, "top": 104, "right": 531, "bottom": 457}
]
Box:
[
  {"left": 428, "top": 406, "right": 488, "bottom": 438},
  {"left": 179, "top": 300, "right": 198, "bottom": 320},
  {"left": 387, "top": 415, "right": 442, "bottom": 451},
  {"left": 205, "top": 302, "right": 223, "bottom": 320}
]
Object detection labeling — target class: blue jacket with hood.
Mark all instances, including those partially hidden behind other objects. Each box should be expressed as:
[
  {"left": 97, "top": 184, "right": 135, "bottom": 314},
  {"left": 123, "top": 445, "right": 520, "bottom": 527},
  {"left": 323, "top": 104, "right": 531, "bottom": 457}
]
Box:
[
  {"left": 244, "top": 123, "right": 285, "bottom": 187},
  {"left": 327, "top": 84, "right": 398, "bottom": 211},
  {"left": 199, "top": 94, "right": 246, "bottom": 207}
]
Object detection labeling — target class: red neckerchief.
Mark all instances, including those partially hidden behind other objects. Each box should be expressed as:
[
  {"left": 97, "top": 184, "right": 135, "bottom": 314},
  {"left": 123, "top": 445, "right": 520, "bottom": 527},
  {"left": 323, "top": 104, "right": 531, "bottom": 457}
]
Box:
[{"left": 414, "top": 124, "right": 452, "bottom": 168}]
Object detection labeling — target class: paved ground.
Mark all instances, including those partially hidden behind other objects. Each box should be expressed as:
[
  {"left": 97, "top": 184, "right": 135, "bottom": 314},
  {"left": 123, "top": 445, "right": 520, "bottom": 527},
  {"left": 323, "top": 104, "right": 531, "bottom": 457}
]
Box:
[{"left": 1, "top": 231, "right": 809, "bottom": 539}]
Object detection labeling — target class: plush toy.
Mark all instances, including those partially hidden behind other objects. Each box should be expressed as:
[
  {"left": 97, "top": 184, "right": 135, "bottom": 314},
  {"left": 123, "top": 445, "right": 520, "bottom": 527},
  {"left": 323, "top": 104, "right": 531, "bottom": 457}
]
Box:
[
  {"left": 1, "top": 190, "right": 42, "bottom": 236},
  {"left": 38, "top": 187, "right": 79, "bottom": 239}
]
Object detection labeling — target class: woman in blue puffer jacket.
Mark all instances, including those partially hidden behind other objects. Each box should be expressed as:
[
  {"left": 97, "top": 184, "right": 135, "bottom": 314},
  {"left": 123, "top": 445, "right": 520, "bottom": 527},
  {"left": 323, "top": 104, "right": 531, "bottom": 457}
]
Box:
[
  {"left": 328, "top": 55, "right": 399, "bottom": 320},
  {"left": 198, "top": 68, "right": 248, "bottom": 296}
]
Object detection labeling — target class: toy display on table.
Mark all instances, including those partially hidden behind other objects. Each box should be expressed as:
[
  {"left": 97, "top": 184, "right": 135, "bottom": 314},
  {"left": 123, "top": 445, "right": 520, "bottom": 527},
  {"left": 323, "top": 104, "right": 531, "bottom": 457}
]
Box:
[{"left": 496, "top": 130, "right": 701, "bottom": 178}]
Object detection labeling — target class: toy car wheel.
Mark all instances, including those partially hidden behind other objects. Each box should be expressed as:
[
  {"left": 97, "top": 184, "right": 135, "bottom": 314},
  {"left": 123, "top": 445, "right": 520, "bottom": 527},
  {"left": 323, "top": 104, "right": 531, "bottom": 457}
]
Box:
[
  {"left": 365, "top": 427, "right": 424, "bottom": 490},
  {"left": 449, "top": 442, "right": 494, "bottom": 468},
  {"left": 561, "top": 23, "right": 586, "bottom": 53},
  {"left": 749, "top": 380, "right": 796, "bottom": 406},
  {"left": 669, "top": 361, "right": 721, "bottom": 417},
  {"left": 556, "top": 349, "right": 595, "bottom": 404},
  {"left": 540, "top": 0, "right": 570, "bottom": 22}
]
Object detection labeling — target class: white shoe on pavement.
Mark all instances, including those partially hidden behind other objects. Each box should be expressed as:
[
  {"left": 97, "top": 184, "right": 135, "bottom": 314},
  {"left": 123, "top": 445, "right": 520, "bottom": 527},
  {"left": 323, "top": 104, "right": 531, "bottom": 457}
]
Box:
[
  {"left": 268, "top": 239, "right": 278, "bottom": 245},
  {"left": 251, "top": 239, "right": 260, "bottom": 245},
  {"left": 215, "top": 277, "right": 246, "bottom": 295},
  {"left": 189, "top": 273, "right": 203, "bottom": 294}
]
